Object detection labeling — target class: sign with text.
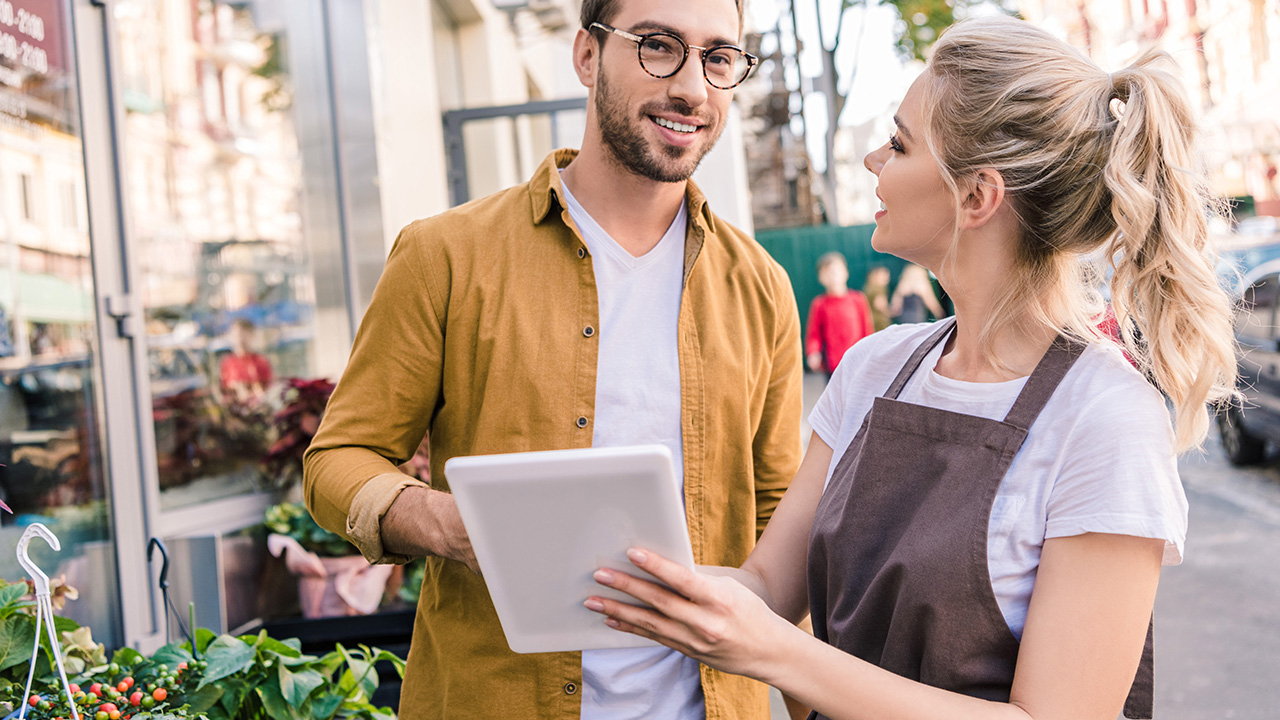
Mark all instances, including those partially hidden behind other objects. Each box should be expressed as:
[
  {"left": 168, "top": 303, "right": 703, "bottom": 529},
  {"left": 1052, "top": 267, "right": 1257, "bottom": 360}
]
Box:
[{"left": 0, "top": 0, "right": 74, "bottom": 134}]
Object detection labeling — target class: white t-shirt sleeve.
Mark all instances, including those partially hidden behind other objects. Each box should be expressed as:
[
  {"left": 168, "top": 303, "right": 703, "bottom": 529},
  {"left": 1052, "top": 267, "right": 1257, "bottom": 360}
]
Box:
[
  {"left": 1043, "top": 374, "right": 1188, "bottom": 565},
  {"left": 808, "top": 324, "right": 932, "bottom": 451},
  {"left": 808, "top": 360, "right": 848, "bottom": 449}
]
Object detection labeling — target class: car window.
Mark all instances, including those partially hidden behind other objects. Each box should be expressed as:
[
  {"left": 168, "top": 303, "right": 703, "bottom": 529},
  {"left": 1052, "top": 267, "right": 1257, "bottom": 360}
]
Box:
[{"left": 1237, "top": 273, "right": 1280, "bottom": 342}]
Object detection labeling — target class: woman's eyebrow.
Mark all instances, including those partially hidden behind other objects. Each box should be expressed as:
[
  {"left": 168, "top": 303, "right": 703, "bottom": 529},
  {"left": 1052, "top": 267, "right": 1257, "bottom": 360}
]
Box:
[{"left": 893, "top": 115, "right": 915, "bottom": 143}]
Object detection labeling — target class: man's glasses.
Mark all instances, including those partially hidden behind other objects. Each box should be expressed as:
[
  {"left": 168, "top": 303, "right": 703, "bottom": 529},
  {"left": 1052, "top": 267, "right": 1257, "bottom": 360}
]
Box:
[{"left": 590, "top": 22, "right": 758, "bottom": 90}]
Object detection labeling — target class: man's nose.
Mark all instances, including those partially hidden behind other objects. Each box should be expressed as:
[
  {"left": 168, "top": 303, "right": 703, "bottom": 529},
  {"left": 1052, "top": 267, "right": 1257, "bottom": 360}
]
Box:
[{"left": 667, "top": 53, "right": 710, "bottom": 108}]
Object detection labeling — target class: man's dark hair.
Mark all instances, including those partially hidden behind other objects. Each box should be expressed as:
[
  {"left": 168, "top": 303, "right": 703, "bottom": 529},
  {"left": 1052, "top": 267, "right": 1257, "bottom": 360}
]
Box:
[{"left": 581, "top": 0, "right": 744, "bottom": 39}]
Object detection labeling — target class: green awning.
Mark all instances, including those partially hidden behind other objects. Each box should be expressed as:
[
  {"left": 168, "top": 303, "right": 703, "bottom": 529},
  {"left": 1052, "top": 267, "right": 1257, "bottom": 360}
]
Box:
[{"left": 0, "top": 271, "right": 94, "bottom": 324}]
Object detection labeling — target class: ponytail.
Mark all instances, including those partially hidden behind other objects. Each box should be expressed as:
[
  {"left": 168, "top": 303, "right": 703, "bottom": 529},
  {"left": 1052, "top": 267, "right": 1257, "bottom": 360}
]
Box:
[
  {"left": 1103, "top": 51, "right": 1237, "bottom": 451},
  {"left": 924, "top": 18, "right": 1237, "bottom": 451}
]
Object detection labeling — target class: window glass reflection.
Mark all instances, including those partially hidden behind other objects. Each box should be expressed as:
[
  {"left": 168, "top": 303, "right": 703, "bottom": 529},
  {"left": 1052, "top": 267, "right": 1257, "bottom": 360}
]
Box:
[
  {"left": 115, "top": 0, "right": 333, "bottom": 510},
  {"left": 0, "top": 0, "right": 120, "bottom": 646}
]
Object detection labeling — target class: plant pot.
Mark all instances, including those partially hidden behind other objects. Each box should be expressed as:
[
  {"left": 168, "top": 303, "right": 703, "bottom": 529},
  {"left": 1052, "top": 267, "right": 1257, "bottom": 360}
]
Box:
[{"left": 295, "top": 554, "right": 394, "bottom": 618}]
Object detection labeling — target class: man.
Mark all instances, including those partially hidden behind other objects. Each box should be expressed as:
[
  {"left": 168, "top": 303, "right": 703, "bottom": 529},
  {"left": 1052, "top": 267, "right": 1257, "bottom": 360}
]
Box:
[{"left": 303, "top": 0, "right": 802, "bottom": 717}]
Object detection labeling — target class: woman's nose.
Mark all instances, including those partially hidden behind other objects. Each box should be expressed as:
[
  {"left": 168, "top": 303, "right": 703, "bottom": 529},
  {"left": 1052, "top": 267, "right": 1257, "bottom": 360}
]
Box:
[{"left": 864, "top": 144, "right": 887, "bottom": 175}]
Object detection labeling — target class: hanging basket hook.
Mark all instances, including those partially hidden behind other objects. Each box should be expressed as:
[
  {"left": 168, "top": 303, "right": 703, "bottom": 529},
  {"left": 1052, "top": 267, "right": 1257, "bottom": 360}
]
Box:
[{"left": 16, "top": 523, "right": 60, "bottom": 597}]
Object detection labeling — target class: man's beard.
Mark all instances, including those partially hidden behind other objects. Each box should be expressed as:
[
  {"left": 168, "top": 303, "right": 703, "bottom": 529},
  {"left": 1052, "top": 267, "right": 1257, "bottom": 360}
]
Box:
[{"left": 595, "top": 68, "right": 721, "bottom": 183}]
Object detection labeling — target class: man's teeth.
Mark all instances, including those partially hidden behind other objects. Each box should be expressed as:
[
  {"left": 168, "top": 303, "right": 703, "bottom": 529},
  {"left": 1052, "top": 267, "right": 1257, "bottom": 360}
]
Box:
[{"left": 654, "top": 117, "right": 697, "bottom": 134}]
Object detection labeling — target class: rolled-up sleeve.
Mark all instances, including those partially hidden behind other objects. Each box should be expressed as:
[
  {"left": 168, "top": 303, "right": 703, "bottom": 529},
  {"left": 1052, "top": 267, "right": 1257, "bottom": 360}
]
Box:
[{"left": 303, "top": 220, "right": 447, "bottom": 564}]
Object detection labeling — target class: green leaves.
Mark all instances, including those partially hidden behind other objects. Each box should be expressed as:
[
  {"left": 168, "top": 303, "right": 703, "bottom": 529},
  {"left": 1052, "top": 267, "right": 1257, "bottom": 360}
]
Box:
[
  {"left": 0, "top": 581, "right": 29, "bottom": 616},
  {"left": 0, "top": 575, "right": 405, "bottom": 720},
  {"left": 195, "top": 636, "right": 255, "bottom": 689},
  {"left": 279, "top": 664, "right": 325, "bottom": 707},
  {"left": 0, "top": 615, "right": 36, "bottom": 674}
]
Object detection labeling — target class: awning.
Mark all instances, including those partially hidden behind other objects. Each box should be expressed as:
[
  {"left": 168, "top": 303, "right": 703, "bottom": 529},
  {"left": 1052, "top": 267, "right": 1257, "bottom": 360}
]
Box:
[{"left": 0, "top": 270, "right": 94, "bottom": 324}]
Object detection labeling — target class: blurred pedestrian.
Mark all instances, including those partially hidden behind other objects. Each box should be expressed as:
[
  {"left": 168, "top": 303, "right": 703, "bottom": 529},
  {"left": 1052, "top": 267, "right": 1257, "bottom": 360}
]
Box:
[
  {"left": 805, "top": 252, "right": 874, "bottom": 378},
  {"left": 862, "top": 264, "right": 892, "bottom": 332},
  {"left": 219, "top": 318, "right": 273, "bottom": 405},
  {"left": 889, "top": 263, "right": 945, "bottom": 324},
  {"left": 587, "top": 14, "right": 1237, "bottom": 720}
]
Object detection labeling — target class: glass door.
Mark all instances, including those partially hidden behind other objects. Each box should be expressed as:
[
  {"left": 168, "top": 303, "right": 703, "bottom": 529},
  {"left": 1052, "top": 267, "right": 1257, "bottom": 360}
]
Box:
[
  {"left": 109, "top": 0, "right": 352, "bottom": 528},
  {"left": 0, "top": 0, "right": 120, "bottom": 646}
]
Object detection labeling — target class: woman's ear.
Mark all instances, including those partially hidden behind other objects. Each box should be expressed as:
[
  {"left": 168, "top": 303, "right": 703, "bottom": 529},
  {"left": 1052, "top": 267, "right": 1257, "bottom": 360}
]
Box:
[
  {"left": 959, "top": 169, "right": 1007, "bottom": 230},
  {"left": 572, "top": 28, "right": 599, "bottom": 88}
]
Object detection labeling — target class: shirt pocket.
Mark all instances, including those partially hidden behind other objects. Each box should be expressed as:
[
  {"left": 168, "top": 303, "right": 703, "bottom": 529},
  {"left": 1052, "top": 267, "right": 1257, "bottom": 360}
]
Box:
[{"left": 989, "top": 495, "right": 1026, "bottom": 542}]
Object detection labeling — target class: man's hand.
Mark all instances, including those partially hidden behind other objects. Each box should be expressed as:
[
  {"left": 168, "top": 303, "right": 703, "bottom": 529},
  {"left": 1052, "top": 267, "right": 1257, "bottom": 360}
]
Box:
[
  {"left": 381, "top": 486, "right": 480, "bottom": 574},
  {"left": 805, "top": 352, "right": 823, "bottom": 373}
]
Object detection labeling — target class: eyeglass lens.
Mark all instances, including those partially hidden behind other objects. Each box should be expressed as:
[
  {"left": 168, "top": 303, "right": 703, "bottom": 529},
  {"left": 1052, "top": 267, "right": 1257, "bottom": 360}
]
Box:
[{"left": 638, "top": 34, "right": 751, "bottom": 88}]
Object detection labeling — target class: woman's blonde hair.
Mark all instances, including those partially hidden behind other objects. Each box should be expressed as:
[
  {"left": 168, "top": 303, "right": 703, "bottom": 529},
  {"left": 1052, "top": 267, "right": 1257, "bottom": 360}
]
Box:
[{"left": 920, "top": 15, "right": 1236, "bottom": 451}]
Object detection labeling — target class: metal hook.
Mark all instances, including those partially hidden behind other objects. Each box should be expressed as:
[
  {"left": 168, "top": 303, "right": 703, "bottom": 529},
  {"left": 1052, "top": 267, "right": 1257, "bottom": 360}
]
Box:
[
  {"left": 147, "top": 537, "right": 170, "bottom": 591},
  {"left": 17, "top": 523, "right": 59, "bottom": 597}
]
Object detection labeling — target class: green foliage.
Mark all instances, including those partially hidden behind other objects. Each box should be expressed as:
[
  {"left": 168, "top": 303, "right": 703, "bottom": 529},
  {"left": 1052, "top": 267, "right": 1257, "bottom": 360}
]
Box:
[
  {"left": 0, "top": 578, "right": 405, "bottom": 720},
  {"left": 264, "top": 502, "right": 356, "bottom": 558},
  {"left": 882, "top": 0, "right": 1018, "bottom": 61},
  {"left": 0, "top": 579, "right": 104, "bottom": 688}
]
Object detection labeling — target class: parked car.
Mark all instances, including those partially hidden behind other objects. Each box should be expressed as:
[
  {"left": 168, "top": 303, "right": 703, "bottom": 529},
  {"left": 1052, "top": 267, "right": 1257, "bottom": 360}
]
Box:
[{"left": 1219, "top": 246, "right": 1280, "bottom": 465}]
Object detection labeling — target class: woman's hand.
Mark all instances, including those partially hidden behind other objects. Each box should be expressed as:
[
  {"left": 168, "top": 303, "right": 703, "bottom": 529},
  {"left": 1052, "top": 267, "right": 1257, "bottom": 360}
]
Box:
[{"left": 584, "top": 548, "right": 797, "bottom": 680}]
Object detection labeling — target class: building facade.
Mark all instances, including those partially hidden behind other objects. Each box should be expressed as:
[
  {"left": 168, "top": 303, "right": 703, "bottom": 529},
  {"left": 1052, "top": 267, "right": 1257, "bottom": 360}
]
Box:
[{"left": 1020, "top": 0, "right": 1280, "bottom": 216}]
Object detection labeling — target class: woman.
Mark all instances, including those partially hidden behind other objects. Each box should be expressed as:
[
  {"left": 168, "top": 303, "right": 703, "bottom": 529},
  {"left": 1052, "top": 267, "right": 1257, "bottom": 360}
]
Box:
[
  {"left": 889, "top": 263, "right": 944, "bottom": 324},
  {"left": 584, "top": 16, "right": 1236, "bottom": 720}
]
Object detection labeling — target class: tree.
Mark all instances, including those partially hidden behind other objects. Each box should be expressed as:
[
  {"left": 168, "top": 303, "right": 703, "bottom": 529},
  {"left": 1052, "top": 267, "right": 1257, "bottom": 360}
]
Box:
[{"left": 808, "top": 0, "right": 1015, "bottom": 224}]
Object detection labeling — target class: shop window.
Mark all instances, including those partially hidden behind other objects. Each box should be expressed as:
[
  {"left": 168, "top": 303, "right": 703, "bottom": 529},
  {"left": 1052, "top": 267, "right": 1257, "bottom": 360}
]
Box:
[
  {"left": 0, "top": 0, "right": 120, "bottom": 647},
  {"left": 114, "top": 0, "right": 352, "bottom": 513}
]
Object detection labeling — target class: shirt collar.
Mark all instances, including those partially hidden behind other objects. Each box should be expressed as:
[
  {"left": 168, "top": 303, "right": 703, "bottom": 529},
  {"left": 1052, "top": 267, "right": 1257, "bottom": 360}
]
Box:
[{"left": 529, "top": 149, "right": 714, "bottom": 237}]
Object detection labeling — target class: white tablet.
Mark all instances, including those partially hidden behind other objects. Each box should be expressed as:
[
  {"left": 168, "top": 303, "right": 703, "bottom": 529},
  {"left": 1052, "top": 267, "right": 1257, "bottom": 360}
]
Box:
[{"left": 444, "top": 444, "right": 694, "bottom": 654}]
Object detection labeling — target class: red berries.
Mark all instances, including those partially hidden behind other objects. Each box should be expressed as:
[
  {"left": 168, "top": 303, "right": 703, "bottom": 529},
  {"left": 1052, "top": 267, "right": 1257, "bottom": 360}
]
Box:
[
  {"left": 28, "top": 695, "right": 41, "bottom": 707},
  {"left": 151, "top": 688, "right": 167, "bottom": 702},
  {"left": 128, "top": 692, "right": 143, "bottom": 707}
]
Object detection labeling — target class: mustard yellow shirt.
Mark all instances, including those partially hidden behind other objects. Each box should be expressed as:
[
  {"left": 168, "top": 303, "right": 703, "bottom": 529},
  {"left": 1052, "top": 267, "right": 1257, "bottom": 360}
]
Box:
[{"left": 303, "top": 150, "right": 803, "bottom": 719}]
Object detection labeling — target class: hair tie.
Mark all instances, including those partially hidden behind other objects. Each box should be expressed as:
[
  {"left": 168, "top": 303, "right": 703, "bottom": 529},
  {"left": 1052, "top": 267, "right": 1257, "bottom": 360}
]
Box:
[{"left": 1108, "top": 96, "right": 1128, "bottom": 126}]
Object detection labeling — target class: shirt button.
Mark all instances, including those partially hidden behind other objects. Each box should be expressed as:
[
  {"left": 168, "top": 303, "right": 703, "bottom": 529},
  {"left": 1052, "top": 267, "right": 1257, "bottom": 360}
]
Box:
[
  {"left": 564, "top": 681, "right": 578, "bottom": 695},
  {"left": 576, "top": 416, "right": 589, "bottom": 429},
  {"left": 583, "top": 326, "right": 595, "bottom": 338},
  {"left": 577, "top": 247, "right": 586, "bottom": 259}
]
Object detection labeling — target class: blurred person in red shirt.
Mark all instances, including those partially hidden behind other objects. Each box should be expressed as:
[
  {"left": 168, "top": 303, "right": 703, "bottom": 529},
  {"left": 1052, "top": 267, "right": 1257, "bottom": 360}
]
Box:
[
  {"left": 805, "top": 252, "right": 875, "bottom": 378},
  {"left": 220, "top": 318, "right": 273, "bottom": 404}
]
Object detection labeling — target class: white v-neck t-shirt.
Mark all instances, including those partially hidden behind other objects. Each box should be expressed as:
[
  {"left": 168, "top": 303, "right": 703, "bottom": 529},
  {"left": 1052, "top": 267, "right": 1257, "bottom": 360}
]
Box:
[
  {"left": 809, "top": 322, "right": 1188, "bottom": 639},
  {"left": 559, "top": 175, "right": 704, "bottom": 720}
]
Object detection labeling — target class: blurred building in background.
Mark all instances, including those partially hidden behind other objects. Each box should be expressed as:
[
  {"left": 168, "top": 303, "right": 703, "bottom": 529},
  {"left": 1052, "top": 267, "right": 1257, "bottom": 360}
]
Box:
[
  {"left": 738, "top": 27, "right": 824, "bottom": 230},
  {"left": 1021, "top": 0, "right": 1280, "bottom": 218}
]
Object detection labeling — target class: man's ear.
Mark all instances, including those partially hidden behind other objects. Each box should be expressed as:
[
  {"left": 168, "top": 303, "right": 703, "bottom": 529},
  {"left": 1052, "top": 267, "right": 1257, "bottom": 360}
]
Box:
[
  {"left": 572, "top": 28, "right": 599, "bottom": 88},
  {"left": 959, "top": 168, "right": 1007, "bottom": 230}
]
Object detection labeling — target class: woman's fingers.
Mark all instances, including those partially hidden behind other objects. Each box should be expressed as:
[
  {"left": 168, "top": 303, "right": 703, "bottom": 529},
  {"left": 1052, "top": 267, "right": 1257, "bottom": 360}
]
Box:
[
  {"left": 624, "top": 548, "right": 709, "bottom": 602},
  {"left": 592, "top": 564, "right": 700, "bottom": 625},
  {"left": 585, "top": 594, "right": 693, "bottom": 653}
]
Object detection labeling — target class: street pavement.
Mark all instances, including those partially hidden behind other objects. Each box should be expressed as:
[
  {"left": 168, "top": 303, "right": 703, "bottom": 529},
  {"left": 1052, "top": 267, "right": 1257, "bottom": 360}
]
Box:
[
  {"left": 766, "top": 375, "right": 1280, "bottom": 719},
  {"left": 1159, "top": 435, "right": 1280, "bottom": 718}
]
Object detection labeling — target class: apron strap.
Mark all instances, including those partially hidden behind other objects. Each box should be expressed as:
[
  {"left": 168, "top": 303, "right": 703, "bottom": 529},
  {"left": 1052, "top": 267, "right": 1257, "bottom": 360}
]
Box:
[
  {"left": 1001, "top": 334, "right": 1087, "bottom": 430},
  {"left": 883, "top": 318, "right": 957, "bottom": 400}
]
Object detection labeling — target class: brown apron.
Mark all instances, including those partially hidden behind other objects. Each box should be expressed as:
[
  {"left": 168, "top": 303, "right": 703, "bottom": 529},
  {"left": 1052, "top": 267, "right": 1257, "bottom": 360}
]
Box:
[{"left": 806, "top": 319, "right": 1154, "bottom": 719}]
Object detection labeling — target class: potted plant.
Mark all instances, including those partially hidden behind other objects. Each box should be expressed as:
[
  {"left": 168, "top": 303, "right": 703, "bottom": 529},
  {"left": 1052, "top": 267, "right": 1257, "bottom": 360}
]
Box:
[
  {"left": 0, "top": 577, "right": 406, "bottom": 719},
  {"left": 264, "top": 502, "right": 393, "bottom": 619}
]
